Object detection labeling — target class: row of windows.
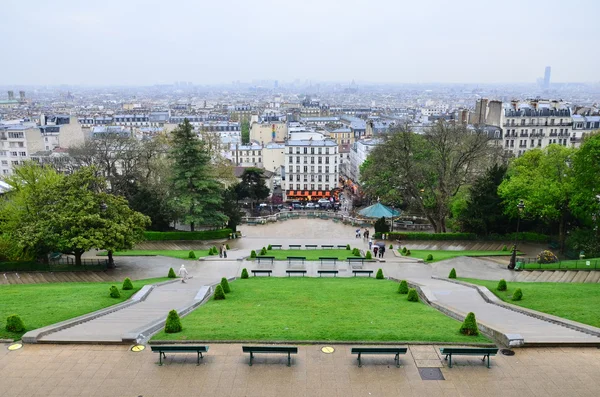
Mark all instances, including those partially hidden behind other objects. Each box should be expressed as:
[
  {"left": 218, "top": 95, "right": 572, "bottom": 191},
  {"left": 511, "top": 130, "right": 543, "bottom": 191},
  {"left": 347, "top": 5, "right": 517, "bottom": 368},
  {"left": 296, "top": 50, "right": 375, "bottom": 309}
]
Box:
[
  {"left": 288, "top": 174, "right": 331, "bottom": 182},
  {"left": 287, "top": 183, "right": 330, "bottom": 191},
  {"left": 7, "top": 132, "right": 24, "bottom": 139},
  {"left": 288, "top": 147, "right": 335, "bottom": 155},
  {"left": 574, "top": 122, "right": 600, "bottom": 130},
  {"left": 506, "top": 118, "right": 566, "bottom": 126},
  {"left": 239, "top": 150, "right": 262, "bottom": 156},
  {"left": 288, "top": 156, "right": 336, "bottom": 164},
  {"left": 0, "top": 151, "right": 26, "bottom": 157},
  {"left": 240, "top": 158, "right": 261, "bottom": 164},
  {"left": 288, "top": 166, "right": 337, "bottom": 173},
  {"left": 504, "top": 128, "right": 570, "bottom": 137},
  {"left": 1, "top": 160, "right": 21, "bottom": 166},
  {"left": 506, "top": 139, "right": 569, "bottom": 149}
]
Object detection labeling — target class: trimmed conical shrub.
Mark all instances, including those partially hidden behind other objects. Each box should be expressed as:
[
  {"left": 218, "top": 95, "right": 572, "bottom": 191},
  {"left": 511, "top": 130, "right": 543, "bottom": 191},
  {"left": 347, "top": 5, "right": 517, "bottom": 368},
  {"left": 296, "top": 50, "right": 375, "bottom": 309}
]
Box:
[
  {"left": 5, "top": 314, "right": 25, "bottom": 333},
  {"left": 398, "top": 280, "right": 409, "bottom": 294},
  {"left": 250, "top": 250, "right": 257, "bottom": 258},
  {"left": 267, "top": 244, "right": 272, "bottom": 250},
  {"left": 365, "top": 251, "right": 372, "bottom": 259},
  {"left": 376, "top": 268, "right": 384, "bottom": 279},
  {"left": 426, "top": 254, "right": 433, "bottom": 261},
  {"left": 109, "top": 285, "right": 120, "bottom": 298},
  {"left": 407, "top": 288, "right": 419, "bottom": 302},
  {"left": 260, "top": 247, "right": 267, "bottom": 255},
  {"left": 168, "top": 267, "right": 176, "bottom": 278},
  {"left": 214, "top": 284, "right": 226, "bottom": 300},
  {"left": 449, "top": 268, "right": 457, "bottom": 279},
  {"left": 122, "top": 277, "right": 133, "bottom": 290},
  {"left": 459, "top": 312, "right": 479, "bottom": 336},
  {"left": 512, "top": 288, "right": 523, "bottom": 301},
  {"left": 401, "top": 247, "right": 407, "bottom": 254},
  {"left": 389, "top": 244, "right": 393, "bottom": 249},
  {"left": 226, "top": 244, "right": 230, "bottom": 249},
  {"left": 188, "top": 250, "right": 196, "bottom": 259},
  {"left": 164, "top": 309, "right": 182, "bottom": 333},
  {"left": 497, "top": 279, "right": 507, "bottom": 291},
  {"left": 241, "top": 268, "right": 249, "bottom": 279},
  {"left": 221, "top": 277, "right": 231, "bottom": 293},
  {"left": 346, "top": 244, "right": 351, "bottom": 250},
  {"left": 502, "top": 245, "right": 508, "bottom": 251}
]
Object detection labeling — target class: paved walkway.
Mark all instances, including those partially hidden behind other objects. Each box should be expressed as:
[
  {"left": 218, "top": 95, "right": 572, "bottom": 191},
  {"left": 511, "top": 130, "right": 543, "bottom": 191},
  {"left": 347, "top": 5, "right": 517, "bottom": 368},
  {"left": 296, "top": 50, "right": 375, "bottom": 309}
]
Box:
[{"left": 2, "top": 343, "right": 600, "bottom": 397}]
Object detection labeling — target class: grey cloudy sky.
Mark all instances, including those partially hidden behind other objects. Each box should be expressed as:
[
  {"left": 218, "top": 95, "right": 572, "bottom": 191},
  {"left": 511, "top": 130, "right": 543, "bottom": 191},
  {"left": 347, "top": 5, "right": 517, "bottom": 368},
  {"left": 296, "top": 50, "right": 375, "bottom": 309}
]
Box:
[{"left": 2, "top": 0, "right": 599, "bottom": 86}]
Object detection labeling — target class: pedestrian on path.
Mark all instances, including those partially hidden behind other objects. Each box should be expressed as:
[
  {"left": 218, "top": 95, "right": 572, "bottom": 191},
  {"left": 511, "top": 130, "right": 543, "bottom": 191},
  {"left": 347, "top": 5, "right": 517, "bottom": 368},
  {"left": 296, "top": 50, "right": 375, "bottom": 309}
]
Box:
[
  {"left": 218, "top": 245, "right": 223, "bottom": 258},
  {"left": 368, "top": 238, "right": 373, "bottom": 250},
  {"left": 373, "top": 246, "right": 379, "bottom": 257},
  {"left": 178, "top": 264, "right": 188, "bottom": 283},
  {"left": 380, "top": 246, "right": 385, "bottom": 258},
  {"left": 222, "top": 244, "right": 227, "bottom": 258},
  {"left": 355, "top": 229, "right": 361, "bottom": 238}
]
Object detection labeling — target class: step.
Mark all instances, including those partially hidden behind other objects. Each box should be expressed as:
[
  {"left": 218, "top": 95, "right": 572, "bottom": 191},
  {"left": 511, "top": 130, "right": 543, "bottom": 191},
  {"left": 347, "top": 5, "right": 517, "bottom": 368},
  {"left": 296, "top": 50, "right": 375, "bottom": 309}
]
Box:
[
  {"left": 584, "top": 272, "right": 600, "bottom": 283},
  {"left": 547, "top": 271, "right": 566, "bottom": 282},
  {"left": 526, "top": 271, "right": 544, "bottom": 282},
  {"left": 6, "top": 273, "right": 23, "bottom": 284},
  {"left": 572, "top": 271, "right": 590, "bottom": 283},
  {"left": 561, "top": 271, "right": 578, "bottom": 283},
  {"left": 556, "top": 271, "right": 575, "bottom": 283}
]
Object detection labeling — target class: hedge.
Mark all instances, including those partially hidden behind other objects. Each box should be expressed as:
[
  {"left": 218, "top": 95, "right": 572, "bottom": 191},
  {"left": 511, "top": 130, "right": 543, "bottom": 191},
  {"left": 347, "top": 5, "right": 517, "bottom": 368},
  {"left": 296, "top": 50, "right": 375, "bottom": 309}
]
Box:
[
  {"left": 372, "top": 231, "right": 550, "bottom": 243},
  {"left": 144, "top": 229, "right": 233, "bottom": 241}
]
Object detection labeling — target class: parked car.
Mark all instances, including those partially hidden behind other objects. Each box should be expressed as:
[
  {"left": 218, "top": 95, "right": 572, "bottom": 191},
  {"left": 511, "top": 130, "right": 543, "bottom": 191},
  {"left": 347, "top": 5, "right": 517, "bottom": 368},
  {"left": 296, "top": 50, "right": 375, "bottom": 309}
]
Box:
[{"left": 305, "top": 202, "right": 317, "bottom": 209}]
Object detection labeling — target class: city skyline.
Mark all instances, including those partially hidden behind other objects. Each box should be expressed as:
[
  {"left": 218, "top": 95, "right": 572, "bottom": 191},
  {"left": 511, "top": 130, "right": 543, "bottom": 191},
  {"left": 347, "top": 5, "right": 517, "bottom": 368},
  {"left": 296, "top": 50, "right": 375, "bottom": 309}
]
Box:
[{"left": 2, "top": 0, "right": 599, "bottom": 86}]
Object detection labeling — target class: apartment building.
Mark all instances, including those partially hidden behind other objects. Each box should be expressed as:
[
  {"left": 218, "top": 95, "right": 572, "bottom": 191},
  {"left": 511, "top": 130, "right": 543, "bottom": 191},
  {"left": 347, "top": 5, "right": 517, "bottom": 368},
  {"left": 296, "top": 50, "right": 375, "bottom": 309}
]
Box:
[
  {"left": 284, "top": 139, "right": 338, "bottom": 201},
  {"left": 347, "top": 139, "right": 380, "bottom": 184},
  {"left": 250, "top": 121, "right": 287, "bottom": 144}
]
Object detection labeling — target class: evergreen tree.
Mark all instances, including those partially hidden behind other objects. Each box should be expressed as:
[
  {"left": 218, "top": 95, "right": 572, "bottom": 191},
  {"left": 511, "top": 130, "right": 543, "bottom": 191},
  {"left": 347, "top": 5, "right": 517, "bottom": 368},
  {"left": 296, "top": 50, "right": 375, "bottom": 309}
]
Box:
[
  {"left": 236, "top": 168, "right": 270, "bottom": 214},
  {"left": 169, "top": 119, "right": 226, "bottom": 230}
]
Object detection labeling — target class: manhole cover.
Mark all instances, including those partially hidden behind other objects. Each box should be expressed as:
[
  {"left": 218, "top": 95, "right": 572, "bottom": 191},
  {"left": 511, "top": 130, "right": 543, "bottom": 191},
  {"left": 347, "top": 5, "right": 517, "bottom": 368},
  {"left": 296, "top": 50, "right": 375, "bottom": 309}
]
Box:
[
  {"left": 501, "top": 349, "right": 515, "bottom": 356},
  {"left": 7, "top": 343, "right": 22, "bottom": 351},
  {"left": 131, "top": 345, "right": 145, "bottom": 352},
  {"left": 418, "top": 367, "right": 445, "bottom": 380},
  {"left": 321, "top": 346, "right": 335, "bottom": 354}
]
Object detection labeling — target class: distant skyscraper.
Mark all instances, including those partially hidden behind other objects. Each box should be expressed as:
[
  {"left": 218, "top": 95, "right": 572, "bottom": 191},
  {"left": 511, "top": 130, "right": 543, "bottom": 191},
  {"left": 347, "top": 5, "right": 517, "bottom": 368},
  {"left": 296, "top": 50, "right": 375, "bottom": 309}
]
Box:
[{"left": 543, "top": 66, "right": 551, "bottom": 89}]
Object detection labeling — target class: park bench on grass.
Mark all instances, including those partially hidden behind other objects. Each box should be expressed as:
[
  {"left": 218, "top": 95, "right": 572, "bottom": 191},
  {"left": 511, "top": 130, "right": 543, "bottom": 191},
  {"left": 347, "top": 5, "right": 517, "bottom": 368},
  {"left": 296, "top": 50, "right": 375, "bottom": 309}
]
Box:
[
  {"left": 251, "top": 269, "right": 272, "bottom": 277},
  {"left": 351, "top": 347, "right": 407, "bottom": 367},
  {"left": 270, "top": 245, "right": 283, "bottom": 250},
  {"left": 336, "top": 245, "right": 348, "bottom": 249},
  {"left": 286, "top": 270, "right": 307, "bottom": 277},
  {"left": 321, "top": 245, "right": 334, "bottom": 249},
  {"left": 439, "top": 347, "right": 499, "bottom": 368},
  {"left": 318, "top": 270, "right": 338, "bottom": 277},
  {"left": 287, "top": 256, "right": 306, "bottom": 266},
  {"left": 353, "top": 270, "right": 374, "bottom": 277},
  {"left": 305, "top": 244, "right": 318, "bottom": 249},
  {"left": 348, "top": 257, "right": 365, "bottom": 268},
  {"left": 151, "top": 345, "right": 208, "bottom": 366},
  {"left": 319, "top": 257, "right": 338, "bottom": 266},
  {"left": 257, "top": 256, "right": 275, "bottom": 265},
  {"left": 242, "top": 346, "right": 298, "bottom": 366},
  {"left": 289, "top": 244, "right": 301, "bottom": 249}
]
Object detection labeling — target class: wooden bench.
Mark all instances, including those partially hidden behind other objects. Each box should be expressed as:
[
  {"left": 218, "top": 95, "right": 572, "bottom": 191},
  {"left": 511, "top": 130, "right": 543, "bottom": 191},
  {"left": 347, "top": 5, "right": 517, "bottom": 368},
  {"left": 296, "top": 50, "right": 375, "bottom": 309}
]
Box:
[
  {"left": 251, "top": 269, "right": 272, "bottom": 277},
  {"left": 351, "top": 347, "right": 407, "bottom": 367},
  {"left": 270, "top": 245, "right": 282, "bottom": 250},
  {"left": 289, "top": 244, "right": 301, "bottom": 249},
  {"left": 257, "top": 256, "right": 275, "bottom": 265},
  {"left": 439, "top": 347, "right": 499, "bottom": 368},
  {"left": 305, "top": 244, "right": 318, "bottom": 249},
  {"left": 242, "top": 346, "right": 298, "bottom": 366},
  {"left": 336, "top": 245, "right": 348, "bottom": 249},
  {"left": 353, "top": 270, "right": 374, "bottom": 277},
  {"left": 286, "top": 270, "right": 307, "bottom": 277},
  {"left": 321, "top": 245, "right": 334, "bottom": 249},
  {"left": 348, "top": 257, "right": 365, "bottom": 268},
  {"left": 151, "top": 345, "right": 208, "bottom": 366},
  {"left": 287, "top": 256, "right": 306, "bottom": 265},
  {"left": 319, "top": 257, "right": 338, "bottom": 266},
  {"left": 318, "top": 270, "right": 339, "bottom": 277}
]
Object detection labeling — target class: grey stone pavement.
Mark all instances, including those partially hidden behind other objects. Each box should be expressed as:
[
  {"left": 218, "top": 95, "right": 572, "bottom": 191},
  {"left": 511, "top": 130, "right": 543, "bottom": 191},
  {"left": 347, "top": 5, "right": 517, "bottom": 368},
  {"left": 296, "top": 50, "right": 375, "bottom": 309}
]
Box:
[
  {"left": 2, "top": 343, "right": 600, "bottom": 397},
  {"left": 29, "top": 219, "right": 600, "bottom": 345}
]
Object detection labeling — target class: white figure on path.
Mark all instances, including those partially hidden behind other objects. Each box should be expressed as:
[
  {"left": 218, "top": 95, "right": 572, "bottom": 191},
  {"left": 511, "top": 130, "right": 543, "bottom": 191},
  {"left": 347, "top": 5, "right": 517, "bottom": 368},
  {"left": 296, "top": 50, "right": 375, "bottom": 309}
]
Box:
[{"left": 178, "top": 264, "right": 188, "bottom": 283}]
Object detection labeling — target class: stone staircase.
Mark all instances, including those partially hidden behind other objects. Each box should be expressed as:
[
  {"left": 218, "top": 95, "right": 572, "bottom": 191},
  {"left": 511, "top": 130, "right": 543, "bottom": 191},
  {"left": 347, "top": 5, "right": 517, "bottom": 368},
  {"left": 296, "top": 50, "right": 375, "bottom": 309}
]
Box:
[
  {"left": 0, "top": 271, "right": 117, "bottom": 284},
  {"left": 514, "top": 270, "right": 600, "bottom": 283}
]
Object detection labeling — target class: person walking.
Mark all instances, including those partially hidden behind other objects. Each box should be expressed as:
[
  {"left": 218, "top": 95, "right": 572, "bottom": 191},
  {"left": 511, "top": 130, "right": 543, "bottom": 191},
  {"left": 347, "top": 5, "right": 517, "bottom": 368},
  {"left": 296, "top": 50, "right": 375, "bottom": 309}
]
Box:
[
  {"left": 178, "top": 264, "right": 189, "bottom": 283},
  {"left": 218, "top": 245, "right": 223, "bottom": 258},
  {"left": 368, "top": 238, "right": 373, "bottom": 250},
  {"left": 380, "top": 246, "right": 386, "bottom": 258},
  {"left": 356, "top": 228, "right": 361, "bottom": 238},
  {"left": 222, "top": 244, "right": 227, "bottom": 259},
  {"left": 373, "top": 246, "right": 379, "bottom": 257}
]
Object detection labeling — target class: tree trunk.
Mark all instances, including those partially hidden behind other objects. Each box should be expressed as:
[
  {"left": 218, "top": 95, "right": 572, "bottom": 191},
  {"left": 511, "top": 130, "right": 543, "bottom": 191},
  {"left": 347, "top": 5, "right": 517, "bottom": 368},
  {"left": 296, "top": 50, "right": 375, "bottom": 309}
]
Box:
[
  {"left": 107, "top": 250, "right": 115, "bottom": 269},
  {"left": 75, "top": 251, "right": 83, "bottom": 266},
  {"left": 559, "top": 212, "right": 566, "bottom": 254},
  {"left": 190, "top": 221, "right": 195, "bottom": 232}
]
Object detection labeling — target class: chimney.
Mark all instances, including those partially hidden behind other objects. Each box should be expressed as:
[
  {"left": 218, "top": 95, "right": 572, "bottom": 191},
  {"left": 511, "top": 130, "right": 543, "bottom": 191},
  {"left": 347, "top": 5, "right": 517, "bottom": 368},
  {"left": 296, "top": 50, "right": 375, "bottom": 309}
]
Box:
[
  {"left": 8, "top": 91, "right": 14, "bottom": 100},
  {"left": 511, "top": 100, "right": 518, "bottom": 110}
]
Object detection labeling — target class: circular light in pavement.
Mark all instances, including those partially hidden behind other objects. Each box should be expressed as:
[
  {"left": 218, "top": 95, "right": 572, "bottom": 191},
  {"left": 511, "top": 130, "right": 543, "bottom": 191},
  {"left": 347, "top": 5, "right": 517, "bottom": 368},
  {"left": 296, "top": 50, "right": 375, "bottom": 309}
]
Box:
[
  {"left": 8, "top": 343, "right": 22, "bottom": 351},
  {"left": 131, "top": 345, "right": 146, "bottom": 352},
  {"left": 321, "top": 346, "right": 335, "bottom": 354}
]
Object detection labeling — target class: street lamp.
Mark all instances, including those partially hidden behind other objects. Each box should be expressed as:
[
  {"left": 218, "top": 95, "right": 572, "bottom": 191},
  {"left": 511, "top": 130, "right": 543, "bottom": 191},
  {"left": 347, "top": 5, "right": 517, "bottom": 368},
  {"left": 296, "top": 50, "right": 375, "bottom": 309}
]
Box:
[{"left": 508, "top": 200, "right": 525, "bottom": 270}]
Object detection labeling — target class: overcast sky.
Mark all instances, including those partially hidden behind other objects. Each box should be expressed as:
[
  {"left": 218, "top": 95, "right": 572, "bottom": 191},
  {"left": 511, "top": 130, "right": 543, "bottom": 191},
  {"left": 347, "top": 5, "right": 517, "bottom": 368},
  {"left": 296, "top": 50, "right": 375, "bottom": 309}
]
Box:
[{"left": 2, "top": 0, "right": 599, "bottom": 86}]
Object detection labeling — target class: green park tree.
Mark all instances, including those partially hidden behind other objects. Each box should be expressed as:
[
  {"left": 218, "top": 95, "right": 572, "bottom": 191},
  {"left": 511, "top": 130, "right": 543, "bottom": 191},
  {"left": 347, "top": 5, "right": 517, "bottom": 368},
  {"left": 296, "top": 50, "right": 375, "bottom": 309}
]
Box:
[
  {"left": 169, "top": 119, "right": 226, "bottom": 230},
  {"left": 236, "top": 168, "right": 270, "bottom": 213},
  {"left": 222, "top": 185, "right": 243, "bottom": 232},
  {"left": 570, "top": 133, "right": 600, "bottom": 223},
  {"left": 241, "top": 120, "right": 250, "bottom": 144}
]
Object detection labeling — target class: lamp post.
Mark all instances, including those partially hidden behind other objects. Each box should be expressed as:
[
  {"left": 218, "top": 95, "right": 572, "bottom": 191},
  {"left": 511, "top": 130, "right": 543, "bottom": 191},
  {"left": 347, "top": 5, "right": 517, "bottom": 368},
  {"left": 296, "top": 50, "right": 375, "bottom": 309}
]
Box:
[{"left": 508, "top": 200, "right": 525, "bottom": 270}]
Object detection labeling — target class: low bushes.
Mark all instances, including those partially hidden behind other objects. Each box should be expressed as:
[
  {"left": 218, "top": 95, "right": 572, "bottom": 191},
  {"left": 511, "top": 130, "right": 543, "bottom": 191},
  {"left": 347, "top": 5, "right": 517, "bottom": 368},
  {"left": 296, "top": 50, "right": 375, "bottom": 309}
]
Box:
[
  {"left": 376, "top": 269, "right": 384, "bottom": 279},
  {"left": 188, "top": 250, "right": 196, "bottom": 259},
  {"left": 352, "top": 248, "right": 361, "bottom": 257},
  {"left": 401, "top": 247, "right": 407, "bottom": 255},
  {"left": 536, "top": 250, "right": 559, "bottom": 264},
  {"left": 502, "top": 245, "right": 508, "bottom": 251},
  {"left": 426, "top": 254, "right": 433, "bottom": 261},
  {"left": 144, "top": 229, "right": 232, "bottom": 241},
  {"left": 164, "top": 310, "right": 182, "bottom": 333},
  {"left": 346, "top": 244, "right": 351, "bottom": 250},
  {"left": 260, "top": 247, "right": 267, "bottom": 255},
  {"left": 168, "top": 267, "right": 176, "bottom": 278},
  {"left": 122, "top": 278, "right": 133, "bottom": 290},
  {"left": 365, "top": 251, "right": 372, "bottom": 259},
  {"left": 407, "top": 288, "right": 419, "bottom": 302},
  {"left": 250, "top": 250, "right": 257, "bottom": 258},
  {"left": 5, "top": 314, "right": 25, "bottom": 333},
  {"left": 267, "top": 245, "right": 272, "bottom": 250},
  {"left": 109, "top": 285, "right": 120, "bottom": 298},
  {"left": 241, "top": 268, "right": 249, "bottom": 279},
  {"left": 497, "top": 279, "right": 507, "bottom": 291},
  {"left": 449, "top": 268, "right": 457, "bottom": 279},
  {"left": 398, "top": 280, "right": 409, "bottom": 294},
  {"left": 220, "top": 277, "right": 231, "bottom": 293},
  {"left": 459, "top": 312, "right": 479, "bottom": 336},
  {"left": 512, "top": 288, "right": 523, "bottom": 301},
  {"left": 389, "top": 244, "right": 393, "bottom": 249},
  {"left": 214, "top": 285, "right": 226, "bottom": 300}
]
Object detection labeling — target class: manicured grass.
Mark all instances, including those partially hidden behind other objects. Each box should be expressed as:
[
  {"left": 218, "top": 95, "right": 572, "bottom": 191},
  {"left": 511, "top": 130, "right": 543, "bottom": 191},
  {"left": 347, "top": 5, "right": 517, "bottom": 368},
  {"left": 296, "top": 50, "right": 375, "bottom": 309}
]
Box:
[
  {"left": 460, "top": 278, "right": 600, "bottom": 328},
  {"left": 522, "top": 258, "right": 600, "bottom": 270},
  {"left": 0, "top": 261, "right": 107, "bottom": 272},
  {"left": 398, "top": 249, "right": 516, "bottom": 263},
  {"left": 0, "top": 277, "right": 170, "bottom": 340},
  {"left": 153, "top": 278, "right": 490, "bottom": 343},
  {"left": 254, "top": 249, "right": 360, "bottom": 260},
  {"left": 97, "top": 249, "right": 210, "bottom": 260}
]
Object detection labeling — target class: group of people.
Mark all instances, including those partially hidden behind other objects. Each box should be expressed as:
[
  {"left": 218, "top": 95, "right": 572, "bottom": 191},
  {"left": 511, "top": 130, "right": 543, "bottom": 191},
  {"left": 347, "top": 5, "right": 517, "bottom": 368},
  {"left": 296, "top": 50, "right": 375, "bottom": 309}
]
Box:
[
  {"left": 356, "top": 228, "right": 370, "bottom": 239},
  {"left": 356, "top": 228, "right": 385, "bottom": 258},
  {"left": 177, "top": 244, "right": 229, "bottom": 283}
]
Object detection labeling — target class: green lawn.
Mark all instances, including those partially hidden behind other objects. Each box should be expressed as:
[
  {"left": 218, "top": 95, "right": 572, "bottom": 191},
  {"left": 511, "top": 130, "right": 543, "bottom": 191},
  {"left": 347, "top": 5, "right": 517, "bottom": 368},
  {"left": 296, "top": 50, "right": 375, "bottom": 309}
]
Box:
[
  {"left": 153, "top": 278, "right": 490, "bottom": 343},
  {"left": 460, "top": 278, "right": 600, "bottom": 328},
  {"left": 522, "top": 258, "right": 600, "bottom": 270},
  {"left": 399, "top": 250, "right": 515, "bottom": 263},
  {"left": 97, "top": 249, "right": 210, "bottom": 260},
  {"left": 0, "top": 277, "right": 170, "bottom": 340},
  {"left": 0, "top": 261, "right": 107, "bottom": 272},
  {"left": 255, "top": 249, "right": 361, "bottom": 260}
]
